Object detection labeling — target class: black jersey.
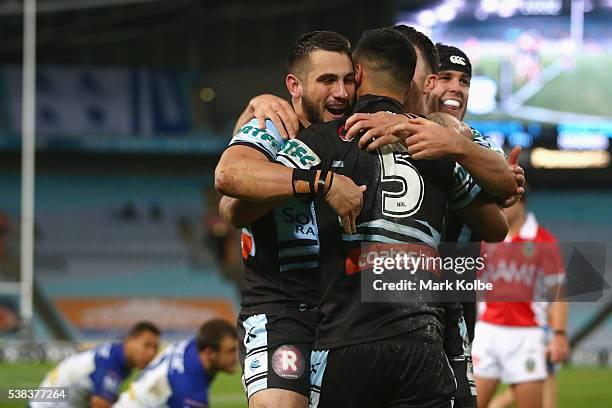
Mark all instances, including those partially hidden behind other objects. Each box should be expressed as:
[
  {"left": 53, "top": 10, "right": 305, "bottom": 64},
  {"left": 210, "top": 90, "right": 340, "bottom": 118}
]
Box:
[
  {"left": 228, "top": 118, "right": 320, "bottom": 310},
  {"left": 276, "top": 95, "right": 482, "bottom": 348}
]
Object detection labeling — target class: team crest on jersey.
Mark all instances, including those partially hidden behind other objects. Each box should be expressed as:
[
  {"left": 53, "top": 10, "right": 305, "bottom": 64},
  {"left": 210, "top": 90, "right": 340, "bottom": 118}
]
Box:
[
  {"left": 277, "top": 140, "right": 321, "bottom": 169},
  {"left": 250, "top": 358, "right": 261, "bottom": 370},
  {"left": 525, "top": 357, "right": 536, "bottom": 373},
  {"left": 271, "top": 345, "right": 305, "bottom": 379},
  {"left": 522, "top": 242, "right": 535, "bottom": 258}
]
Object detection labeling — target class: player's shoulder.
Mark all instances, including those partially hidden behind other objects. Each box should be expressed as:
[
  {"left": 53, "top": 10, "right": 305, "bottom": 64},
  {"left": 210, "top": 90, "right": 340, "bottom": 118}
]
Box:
[
  {"left": 297, "top": 119, "right": 343, "bottom": 144},
  {"left": 534, "top": 225, "right": 558, "bottom": 243},
  {"left": 229, "top": 118, "right": 286, "bottom": 160},
  {"left": 94, "top": 342, "right": 128, "bottom": 372},
  {"left": 235, "top": 119, "right": 285, "bottom": 143},
  {"left": 277, "top": 121, "right": 341, "bottom": 169}
]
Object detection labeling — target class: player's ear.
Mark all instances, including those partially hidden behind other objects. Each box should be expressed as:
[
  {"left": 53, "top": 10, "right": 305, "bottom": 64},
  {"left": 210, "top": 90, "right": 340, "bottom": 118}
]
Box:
[
  {"left": 286, "top": 74, "right": 303, "bottom": 99},
  {"left": 354, "top": 64, "right": 363, "bottom": 86},
  {"left": 424, "top": 74, "right": 437, "bottom": 94}
]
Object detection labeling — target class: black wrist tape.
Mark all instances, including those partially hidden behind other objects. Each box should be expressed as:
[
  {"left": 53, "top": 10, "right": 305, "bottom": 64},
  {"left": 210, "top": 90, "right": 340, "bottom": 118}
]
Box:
[{"left": 292, "top": 168, "right": 317, "bottom": 198}]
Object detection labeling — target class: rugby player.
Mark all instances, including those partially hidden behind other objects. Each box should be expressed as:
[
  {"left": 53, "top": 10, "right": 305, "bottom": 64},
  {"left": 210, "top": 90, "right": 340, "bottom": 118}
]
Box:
[
  {"left": 474, "top": 195, "right": 568, "bottom": 408},
  {"left": 30, "top": 321, "right": 160, "bottom": 408},
  {"left": 275, "top": 27, "right": 508, "bottom": 408},
  {"left": 228, "top": 27, "right": 520, "bottom": 408},
  {"left": 215, "top": 31, "right": 365, "bottom": 408},
  {"left": 337, "top": 32, "right": 522, "bottom": 408},
  {"left": 114, "top": 319, "right": 238, "bottom": 408}
]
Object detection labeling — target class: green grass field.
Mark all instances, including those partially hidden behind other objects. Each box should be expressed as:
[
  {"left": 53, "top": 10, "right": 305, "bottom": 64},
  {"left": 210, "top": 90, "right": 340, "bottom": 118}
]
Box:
[
  {"left": 465, "top": 51, "right": 612, "bottom": 122},
  {"left": 1, "top": 363, "right": 611, "bottom": 407},
  {"left": 0, "top": 362, "right": 246, "bottom": 408}
]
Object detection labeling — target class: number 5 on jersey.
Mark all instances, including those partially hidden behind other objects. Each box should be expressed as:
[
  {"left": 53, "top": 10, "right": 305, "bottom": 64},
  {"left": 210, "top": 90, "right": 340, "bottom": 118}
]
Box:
[{"left": 379, "top": 146, "right": 424, "bottom": 217}]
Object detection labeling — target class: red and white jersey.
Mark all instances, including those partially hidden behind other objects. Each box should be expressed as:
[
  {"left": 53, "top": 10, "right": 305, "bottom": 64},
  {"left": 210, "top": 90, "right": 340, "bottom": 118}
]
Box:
[{"left": 479, "top": 212, "right": 564, "bottom": 327}]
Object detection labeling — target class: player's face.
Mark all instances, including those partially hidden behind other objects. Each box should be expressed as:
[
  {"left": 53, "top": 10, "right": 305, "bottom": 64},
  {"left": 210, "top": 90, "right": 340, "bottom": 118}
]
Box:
[
  {"left": 211, "top": 335, "right": 239, "bottom": 374},
  {"left": 428, "top": 70, "right": 470, "bottom": 121},
  {"left": 301, "top": 50, "right": 355, "bottom": 124},
  {"left": 127, "top": 331, "right": 160, "bottom": 369}
]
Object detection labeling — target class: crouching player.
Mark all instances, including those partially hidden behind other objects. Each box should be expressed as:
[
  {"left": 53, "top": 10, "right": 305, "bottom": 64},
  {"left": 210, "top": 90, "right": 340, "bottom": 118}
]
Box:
[
  {"left": 114, "top": 319, "right": 238, "bottom": 408},
  {"left": 31, "top": 321, "right": 160, "bottom": 408}
]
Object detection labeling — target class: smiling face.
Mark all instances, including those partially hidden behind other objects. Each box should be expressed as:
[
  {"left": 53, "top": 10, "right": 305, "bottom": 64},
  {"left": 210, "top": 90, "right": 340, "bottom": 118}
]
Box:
[
  {"left": 428, "top": 69, "right": 470, "bottom": 120},
  {"left": 288, "top": 50, "right": 355, "bottom": 124}
]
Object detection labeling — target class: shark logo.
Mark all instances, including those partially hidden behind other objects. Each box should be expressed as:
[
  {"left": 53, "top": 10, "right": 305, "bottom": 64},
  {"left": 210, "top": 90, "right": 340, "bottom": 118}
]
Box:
[{"left": 250, "top": 359, "right": 261, "bottom": 370}]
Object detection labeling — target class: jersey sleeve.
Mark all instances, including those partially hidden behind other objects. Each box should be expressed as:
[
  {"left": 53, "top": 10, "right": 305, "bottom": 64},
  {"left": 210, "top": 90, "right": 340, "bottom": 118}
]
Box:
[
  {"left": 228, "top": 118, "right": 285, "bottom": 161},
  {"left": 449, "top": 163, "right": 482, "bottom": 210},
  {"left": 90, "top": 359, "right": 124, "bottom": 402},
  {"left": 471, "top": 128, "right": 506, "bottom": 158},
  {"left": 276, "top": 127, "right": 328, "bottom": 170}
]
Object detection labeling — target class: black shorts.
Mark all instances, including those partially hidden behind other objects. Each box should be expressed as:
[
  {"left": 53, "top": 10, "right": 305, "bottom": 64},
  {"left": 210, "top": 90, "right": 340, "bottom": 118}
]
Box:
[
  {"left": 310, "top": 324, "right": 456, "bottom": 408},
  {"left": 237, "top": 306, "right": 319, "bottom": 399}
]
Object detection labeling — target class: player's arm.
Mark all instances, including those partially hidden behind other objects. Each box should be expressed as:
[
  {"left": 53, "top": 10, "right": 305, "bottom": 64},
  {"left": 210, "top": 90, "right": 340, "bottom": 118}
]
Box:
[
  {"left": 219, "top": 195, "right": 281, "bottom": 228},
  {"left": 232, "top": 94, "right": 300, "bottom": 139},
  {"left": 215, "top": 145, "right": 295, "bottom": 202},
  {"left": 90, "top": 395, "right": 113, "bottom": 408},
  {"left": 397, "top": 115, "right": 518, "bottom": 200},
  {"left": 217, "top": 122, "right": 365, "bottom": 232},
  {"left": 347, "top": 112, "right": 520, "bottom": 200},
  {"left": 547, "top": 300, "right": 570, "bottom": 363},
  {"left": 453, "top": 192, "right": 508, "bottom": 243},
  {"left": 545, "top": 241, "right": 570, "bottom": 363}
]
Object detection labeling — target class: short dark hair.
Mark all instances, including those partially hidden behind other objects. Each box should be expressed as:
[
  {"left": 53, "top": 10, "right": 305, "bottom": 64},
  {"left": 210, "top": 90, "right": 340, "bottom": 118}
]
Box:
[
  {"left": 127, "top": 321, "right": 160, "bottom": 338},
  {"left": 393, "top": 25, "right": 439, "bottom": 74},
  {"left": 352, "top": 28, "right": 416, "bottom": 91},
  {"left": 287, "top": 31, "right": 351, "bottom": 76},
  {"left": 196, "top": 319, "right": 238, "bottom": 352}
]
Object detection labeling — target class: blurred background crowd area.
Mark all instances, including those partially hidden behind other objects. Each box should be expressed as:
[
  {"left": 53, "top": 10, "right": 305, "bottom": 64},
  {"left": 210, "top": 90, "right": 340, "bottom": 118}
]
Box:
[{"left": 0, "top": 0, "right": 610, "bottom": 370}]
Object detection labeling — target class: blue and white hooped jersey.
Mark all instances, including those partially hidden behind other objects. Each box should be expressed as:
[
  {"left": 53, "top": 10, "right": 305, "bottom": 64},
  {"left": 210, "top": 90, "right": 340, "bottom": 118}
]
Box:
[
  {"left": 114, "top": 339, "right": 211, "bottom": 408},
  {"left": 227, "top": 119, "right": 322, "bottom": 309},
  {"left": 31, "top": 342, "right": 130, "bottom": 408}
]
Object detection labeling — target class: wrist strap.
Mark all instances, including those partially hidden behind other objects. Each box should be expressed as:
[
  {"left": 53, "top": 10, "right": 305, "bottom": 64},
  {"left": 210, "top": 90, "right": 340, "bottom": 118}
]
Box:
[
  {"left": 316, "top": 170, "right": 334, "bottom": 199},
  {"left": 553, "top": 330, "right": 567, "bottom": 337},
  {"left": 292, "top": 169, "right": 334, "bottom": 198}
]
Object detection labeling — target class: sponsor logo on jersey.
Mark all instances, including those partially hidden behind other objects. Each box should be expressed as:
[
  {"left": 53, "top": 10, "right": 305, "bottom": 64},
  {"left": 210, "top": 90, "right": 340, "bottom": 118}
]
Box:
[
  {"left": 102, "top": 374, "right": 120, "bottom": 394},
  {"left": 236, "top": 125, "right": 283, "bottom": 152},
  {"left": 450, "top": 55, "right": 467, "bottom": 65},
  {"left": 271, "top": 345, "right": 305, "bottom": 380},
  {"left": 278, "top": 140, "right": 321, "bottom": 168},
  {"left": 281, "top": 205, "right": 317, "bottom": 238},
  {"left": 241, "top": 229, "right": 255, "bottom": 260}
]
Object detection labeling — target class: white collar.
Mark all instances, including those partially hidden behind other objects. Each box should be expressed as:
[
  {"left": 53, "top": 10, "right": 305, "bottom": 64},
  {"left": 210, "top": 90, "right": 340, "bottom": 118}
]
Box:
[
  {"left": 505, "top": 211, "right": 538, "bottom": 242},
  {"left": 518, "top": 212, "right": 538, "bottom": 240}
]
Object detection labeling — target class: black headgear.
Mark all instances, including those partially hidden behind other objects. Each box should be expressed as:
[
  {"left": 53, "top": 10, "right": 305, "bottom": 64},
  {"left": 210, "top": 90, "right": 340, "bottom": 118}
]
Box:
[{"left": 436, "top": 43, "right": 472, "bottom": 78}]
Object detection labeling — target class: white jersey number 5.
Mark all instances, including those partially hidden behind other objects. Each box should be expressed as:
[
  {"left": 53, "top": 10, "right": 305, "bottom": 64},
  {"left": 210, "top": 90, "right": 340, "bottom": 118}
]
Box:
[{"left": 379, "top": 146, "right": 424, "bottom": 218}]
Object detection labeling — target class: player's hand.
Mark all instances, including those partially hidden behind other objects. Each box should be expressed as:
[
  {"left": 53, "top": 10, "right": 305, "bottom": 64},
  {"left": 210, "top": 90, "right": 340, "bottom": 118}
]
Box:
[
  {"left": 344, "top": 111, "right": 411, "bottom": 150},
  {"left": 390, "top": 117, "right": 466, "bottom": 160},
  {"left": 248, "top": 94, "right": 300, "bottom": 139},
  {"left": 546, "top": 333, "right": 570, "bottom": 364},
  {"left": 500, "top": 146, "right": 526, "bottom": 208},
  {"left": 325, "top": 174, "right": 366, "bottom": 234}
]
